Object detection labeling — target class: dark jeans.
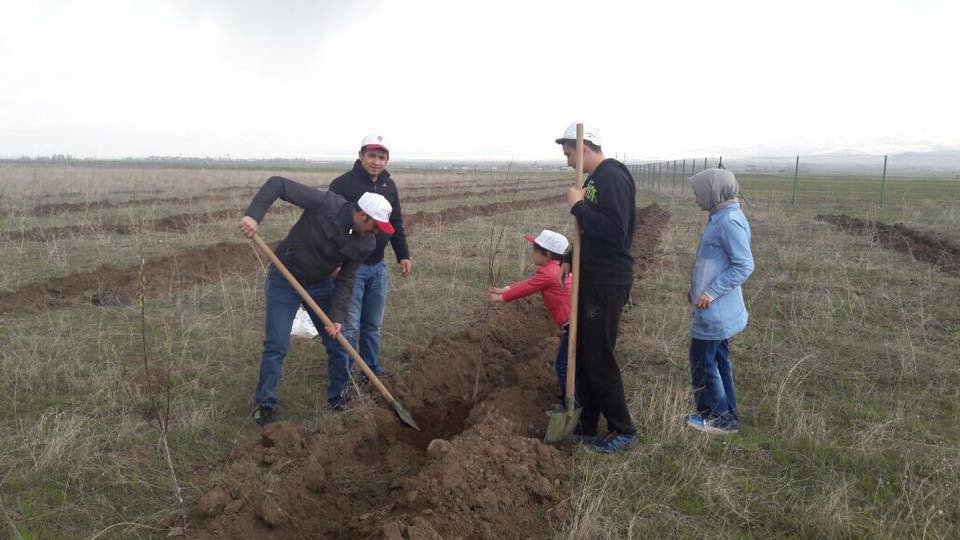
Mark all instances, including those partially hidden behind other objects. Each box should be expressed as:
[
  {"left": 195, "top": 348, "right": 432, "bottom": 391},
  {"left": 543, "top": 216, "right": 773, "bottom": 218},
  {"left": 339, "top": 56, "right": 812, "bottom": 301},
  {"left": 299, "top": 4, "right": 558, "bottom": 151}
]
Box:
[
  {"left": 574, "top": 283, "right": 635, "bottom": 436},
  {"left": 689, "top": 338, "right": 738, "bottom": 421},
  {"left": 254, "top": 268, "right": 352, "bottom": 411}
]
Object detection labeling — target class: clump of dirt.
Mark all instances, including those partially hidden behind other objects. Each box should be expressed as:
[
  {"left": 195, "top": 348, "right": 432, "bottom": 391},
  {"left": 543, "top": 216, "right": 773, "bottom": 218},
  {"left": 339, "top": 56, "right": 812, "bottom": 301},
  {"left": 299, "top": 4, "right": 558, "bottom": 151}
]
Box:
[
  {"left": 189, "top": 204, "right": 671, "bottom": 539},
  {"left": 817, "top": 214, "right": 959, "bottom": 276},
  {"left": 192, "top": 299, "right": 561, "bottom": 539},
  {"left": 632, "top": 203, "right": 670, "bottom": 277}
]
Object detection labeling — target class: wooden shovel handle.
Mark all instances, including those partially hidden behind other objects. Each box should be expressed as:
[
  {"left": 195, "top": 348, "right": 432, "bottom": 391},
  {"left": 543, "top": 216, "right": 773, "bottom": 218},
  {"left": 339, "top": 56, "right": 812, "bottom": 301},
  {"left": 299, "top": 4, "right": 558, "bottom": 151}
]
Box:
[
  {"left": 251, "top": 234, "right": 398, "bottom": 405},
  {"left": 565, "top": 124, "right": 584, "bottom": 417}
]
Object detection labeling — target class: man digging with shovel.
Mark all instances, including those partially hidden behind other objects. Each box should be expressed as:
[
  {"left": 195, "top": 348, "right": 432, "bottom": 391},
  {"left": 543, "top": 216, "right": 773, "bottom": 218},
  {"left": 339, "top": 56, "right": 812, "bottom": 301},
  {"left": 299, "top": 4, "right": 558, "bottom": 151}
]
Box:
[
  {"left": 555, "top": 123, "right": 639, "bottom": 454},
  {"left": 239, "top": 177, "right": 394, "bottom": 426}
]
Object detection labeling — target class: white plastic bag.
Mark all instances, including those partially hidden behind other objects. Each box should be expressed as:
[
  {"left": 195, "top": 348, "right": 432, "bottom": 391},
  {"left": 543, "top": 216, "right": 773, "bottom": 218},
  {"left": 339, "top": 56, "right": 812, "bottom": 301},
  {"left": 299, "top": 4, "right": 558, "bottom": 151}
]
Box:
[{"left": 290, "top": 306, "right": 319, "bottom": 339}]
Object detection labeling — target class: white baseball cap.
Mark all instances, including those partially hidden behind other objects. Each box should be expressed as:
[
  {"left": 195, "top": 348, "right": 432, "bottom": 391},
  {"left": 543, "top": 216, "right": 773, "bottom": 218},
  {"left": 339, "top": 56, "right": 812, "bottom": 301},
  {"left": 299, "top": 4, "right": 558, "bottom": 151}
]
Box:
[
  {"left": 524, "top": 229, "right": 569, "bottom": 256},
  {"left": 554, "top": 122, "right": 602, "bottom": 147},
  {"left": 357, "top": 192, "right": 395, "bottom": 234},
  {"left": 360, "top": 133, "right": 391, "bottom": 154}
]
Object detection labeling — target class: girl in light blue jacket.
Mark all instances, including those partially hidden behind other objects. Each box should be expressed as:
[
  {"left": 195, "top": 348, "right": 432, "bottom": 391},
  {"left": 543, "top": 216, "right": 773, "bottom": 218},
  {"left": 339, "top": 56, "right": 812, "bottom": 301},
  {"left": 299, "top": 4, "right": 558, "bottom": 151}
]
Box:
[{"left": 685, "top": 168, "right": 754, "bottom": 434}]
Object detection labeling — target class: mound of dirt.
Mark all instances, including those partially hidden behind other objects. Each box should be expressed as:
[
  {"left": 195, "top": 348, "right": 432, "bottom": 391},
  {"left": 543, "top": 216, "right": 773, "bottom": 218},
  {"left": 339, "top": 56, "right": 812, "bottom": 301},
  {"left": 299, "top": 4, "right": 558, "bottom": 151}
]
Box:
[
  {"left": 817, "top": 214, "right": 959, "bottom": 276},
  {"left": 190, "top": 204, "right": 670, "bottom": 539}
]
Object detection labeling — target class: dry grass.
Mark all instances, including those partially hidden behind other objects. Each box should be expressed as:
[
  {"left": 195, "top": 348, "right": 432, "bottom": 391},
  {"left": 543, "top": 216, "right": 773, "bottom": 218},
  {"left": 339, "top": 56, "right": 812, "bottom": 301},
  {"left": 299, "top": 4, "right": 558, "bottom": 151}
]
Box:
[{"left": 1, "top": 165, "right": 958, "bottom": 538}]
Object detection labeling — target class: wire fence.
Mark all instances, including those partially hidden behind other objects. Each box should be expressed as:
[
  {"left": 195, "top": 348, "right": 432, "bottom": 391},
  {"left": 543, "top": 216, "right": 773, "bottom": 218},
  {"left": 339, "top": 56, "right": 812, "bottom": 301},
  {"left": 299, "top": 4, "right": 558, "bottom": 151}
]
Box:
[{"left": 626, "top": 155, "right": 960, "bottom": 210}]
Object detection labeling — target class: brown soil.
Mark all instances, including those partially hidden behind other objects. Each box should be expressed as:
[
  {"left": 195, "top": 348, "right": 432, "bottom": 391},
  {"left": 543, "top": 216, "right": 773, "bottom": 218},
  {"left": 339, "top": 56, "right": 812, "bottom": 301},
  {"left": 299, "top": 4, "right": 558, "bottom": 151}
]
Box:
[
  {"left": 189, "top": 204, "right": 670, "bottom": 539},
  {"left": 817, "top": 214, "right": 960, "bottom": 276},
  {"left": 24, "top": 180, "right": 565, "bottom": 216},
  {"left": 0, "top": 195, "right": 559, "bottom": 314}
]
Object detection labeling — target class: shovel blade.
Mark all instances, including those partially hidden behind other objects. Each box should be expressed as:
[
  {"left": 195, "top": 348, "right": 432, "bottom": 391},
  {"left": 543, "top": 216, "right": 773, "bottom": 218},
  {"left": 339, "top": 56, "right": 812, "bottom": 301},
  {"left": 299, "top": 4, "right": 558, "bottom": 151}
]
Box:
[
  {"left": 391, "top": 400, "right": 421, "bottom": 431},
  {"left": 544, "top": 406, "right": 582, "bottom": 443}
]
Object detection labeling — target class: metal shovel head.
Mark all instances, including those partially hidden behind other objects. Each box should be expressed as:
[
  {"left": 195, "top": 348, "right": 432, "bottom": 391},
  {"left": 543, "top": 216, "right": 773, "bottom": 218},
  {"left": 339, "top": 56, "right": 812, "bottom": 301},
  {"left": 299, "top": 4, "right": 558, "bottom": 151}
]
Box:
[
  {"left": 544, "top": 405, "right": 582, "bottom": 443},
  {"left": 391, "top": 400, "right": 421, "bottom": 431}
]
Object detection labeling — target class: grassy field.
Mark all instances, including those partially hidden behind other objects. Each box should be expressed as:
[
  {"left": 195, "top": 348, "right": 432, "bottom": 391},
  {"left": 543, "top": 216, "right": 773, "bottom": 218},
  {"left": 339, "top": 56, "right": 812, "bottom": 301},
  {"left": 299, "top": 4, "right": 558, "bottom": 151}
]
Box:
[
  {"left": 633, "top": 168, "right": 960, "bottom": 221},
  {"left": 1, "top": 164, "right": 957, "bottom": 538}
]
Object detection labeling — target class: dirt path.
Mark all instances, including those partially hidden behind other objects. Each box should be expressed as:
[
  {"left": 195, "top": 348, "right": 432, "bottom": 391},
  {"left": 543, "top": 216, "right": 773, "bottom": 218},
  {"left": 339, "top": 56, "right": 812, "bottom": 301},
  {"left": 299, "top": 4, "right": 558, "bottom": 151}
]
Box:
[
  {"left": 189, "top": 204, "right": 670, "bottom": 539},
  {"left": 817, "top": 214, "right": 959, "bottom": 276},
  {"left": 0, "top": 195, "right": 561, "bottom": 314}
]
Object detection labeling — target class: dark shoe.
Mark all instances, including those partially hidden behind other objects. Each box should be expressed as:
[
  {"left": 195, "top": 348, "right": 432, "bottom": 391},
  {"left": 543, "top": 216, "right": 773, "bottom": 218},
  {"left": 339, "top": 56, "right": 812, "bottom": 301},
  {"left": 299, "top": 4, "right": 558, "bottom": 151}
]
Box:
[
  {"left": 254, "top": 407, "right": 276, "bottom": 426},
  {"left": 686, "top": 414, "right": 740, "bottom": 434},
  {"left": 329, "top": 394, "right": 351, "bottom": 411},
  {"left": 564, "top": 432, "right": 598, "bottom": 445},
  {"left": 359, "top": 369, "right": 393, "bottom": 386},
  {"left": 590, "top": 431, "right": 639, "bottom": 454}
]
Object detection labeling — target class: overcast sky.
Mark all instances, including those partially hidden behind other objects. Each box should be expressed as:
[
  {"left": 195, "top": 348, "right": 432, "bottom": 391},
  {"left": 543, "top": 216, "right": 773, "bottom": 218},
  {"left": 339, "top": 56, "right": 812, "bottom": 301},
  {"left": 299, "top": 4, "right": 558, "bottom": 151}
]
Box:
[{"left": 1, "top": 0, "right": 957, "bottom": 160}]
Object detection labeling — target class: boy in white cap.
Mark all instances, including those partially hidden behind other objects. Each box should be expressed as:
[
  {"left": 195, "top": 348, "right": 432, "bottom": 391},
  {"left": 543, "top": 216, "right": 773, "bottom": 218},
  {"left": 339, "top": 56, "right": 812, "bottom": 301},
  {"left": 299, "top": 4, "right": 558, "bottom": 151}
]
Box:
[
  {"left": 328, "top": 134, "right": 412, "bottom": 398},
  {"left": 488, "top": 230, "right": 572, "bottom": 402},
  {"left": 239, "top": 177, "right": 393, "bottom": 425}
]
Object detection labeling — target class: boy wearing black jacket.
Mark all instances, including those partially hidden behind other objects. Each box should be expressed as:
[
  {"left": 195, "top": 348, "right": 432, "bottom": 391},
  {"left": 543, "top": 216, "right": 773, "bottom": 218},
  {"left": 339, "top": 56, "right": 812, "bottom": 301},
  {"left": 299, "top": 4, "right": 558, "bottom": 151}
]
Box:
[
  {"left": 556, "top": 123, "right": 638, "bottom": 454},
  {"left": 239, "top": 177, "right": 394, "bottom": 425},
  {"left": 327, "top": 134, "right": 411, "bottom": 381}
]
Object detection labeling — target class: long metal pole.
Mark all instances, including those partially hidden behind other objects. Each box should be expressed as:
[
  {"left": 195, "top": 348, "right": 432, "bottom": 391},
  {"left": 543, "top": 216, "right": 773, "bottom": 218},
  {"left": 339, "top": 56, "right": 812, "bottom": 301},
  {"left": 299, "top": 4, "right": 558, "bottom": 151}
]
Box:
[
  {"left": 672, "top": 160, "right": 677, "bottom": 192},
  {"left": 791, "top": 155, "right": 800, "bottom": 205},
  {"left": 681, "top": 159, "right": 686, "bottom": 194},
  {"left": 879, "top": 154, "right": 888, "bottom": 208}
]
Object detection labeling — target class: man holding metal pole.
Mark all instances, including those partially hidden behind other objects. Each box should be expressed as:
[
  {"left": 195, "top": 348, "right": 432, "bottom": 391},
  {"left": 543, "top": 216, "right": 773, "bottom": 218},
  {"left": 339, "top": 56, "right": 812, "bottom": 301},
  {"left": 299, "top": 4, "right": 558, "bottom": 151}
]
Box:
[{"left": 556, "top": 122, "right": 639, "bottom": 453}]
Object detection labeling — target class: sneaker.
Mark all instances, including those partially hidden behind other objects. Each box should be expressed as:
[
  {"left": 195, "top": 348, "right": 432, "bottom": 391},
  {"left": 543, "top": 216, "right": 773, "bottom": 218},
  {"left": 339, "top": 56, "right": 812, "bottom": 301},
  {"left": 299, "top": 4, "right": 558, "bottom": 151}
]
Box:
[
  {"left": 685, "top": 414, "right": 739, "bottom": 434},
  {"left": 358, "top": 369, "right": 393, "bottom": 387},
  {"left": 254, "top": 407, "right": 276, "bottom": 426},
  {"left": 329, "top": 394, "right": 352, "bottom": 411},
  {"left": 590, "top": 431, "right": 639, "bottom": 454},
  {"left": 564, "top": 432, "right": 598, "bottom": 445}
]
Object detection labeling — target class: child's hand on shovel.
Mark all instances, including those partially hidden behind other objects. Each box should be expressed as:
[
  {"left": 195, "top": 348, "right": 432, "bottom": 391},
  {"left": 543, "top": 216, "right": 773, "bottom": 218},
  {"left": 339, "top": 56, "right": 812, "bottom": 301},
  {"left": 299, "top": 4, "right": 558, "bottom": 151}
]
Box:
[{"left": 325, "top": 322, "right": 342, "bottom": 337}]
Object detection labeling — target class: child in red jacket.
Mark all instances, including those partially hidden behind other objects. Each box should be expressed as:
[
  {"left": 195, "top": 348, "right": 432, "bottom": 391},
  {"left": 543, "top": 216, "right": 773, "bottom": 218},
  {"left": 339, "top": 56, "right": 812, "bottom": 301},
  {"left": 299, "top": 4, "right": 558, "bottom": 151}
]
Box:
[{"left": 488, "top": 230, "right": 572, "bottom": 403}]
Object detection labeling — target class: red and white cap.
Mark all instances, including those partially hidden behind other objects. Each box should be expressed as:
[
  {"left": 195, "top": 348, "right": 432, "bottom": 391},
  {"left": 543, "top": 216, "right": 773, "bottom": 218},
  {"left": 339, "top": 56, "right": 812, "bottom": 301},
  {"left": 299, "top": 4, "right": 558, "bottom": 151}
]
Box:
[
  {"left": 361, "top": 133, "right": 390, "bottom": 154},
  {"left": 358, "top": 192, "right": 395, "bottom": 234},
  {"left": 523, "top": 229, "right": 569, "bottom": 256}
]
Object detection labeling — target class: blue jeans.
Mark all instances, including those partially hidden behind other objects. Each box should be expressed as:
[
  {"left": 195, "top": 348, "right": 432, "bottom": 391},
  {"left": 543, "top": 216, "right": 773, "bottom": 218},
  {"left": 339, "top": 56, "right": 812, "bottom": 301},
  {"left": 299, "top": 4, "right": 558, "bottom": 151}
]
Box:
[
  {"left": 254, "top": 268, "right": 353, "bottom": 410},
  {"left": 328, "top": 260, "right": 389, "bottom": 377},
  {"left": 689, "top": 338, "right": 738, "bottom": 421}
]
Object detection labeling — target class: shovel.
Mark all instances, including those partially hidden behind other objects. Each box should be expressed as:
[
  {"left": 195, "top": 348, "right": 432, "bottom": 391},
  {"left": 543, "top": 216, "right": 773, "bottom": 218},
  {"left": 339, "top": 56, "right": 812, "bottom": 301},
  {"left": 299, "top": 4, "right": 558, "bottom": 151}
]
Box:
[
  {"left": 545, "top": 123, "right": 585, "bottom": 443},
  {"left": 251, "top": 233, "right": 421, "bottom": 431}
]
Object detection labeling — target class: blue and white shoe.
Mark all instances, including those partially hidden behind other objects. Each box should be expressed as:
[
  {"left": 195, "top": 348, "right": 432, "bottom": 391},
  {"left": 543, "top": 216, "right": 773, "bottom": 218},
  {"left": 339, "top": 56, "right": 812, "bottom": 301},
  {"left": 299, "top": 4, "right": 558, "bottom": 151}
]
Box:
[
  {"left": 589, "top": 431, "right": 638, "bottom": 454},
  {"left": 685, "top": 414, "right": 739, "bottom": 434}
]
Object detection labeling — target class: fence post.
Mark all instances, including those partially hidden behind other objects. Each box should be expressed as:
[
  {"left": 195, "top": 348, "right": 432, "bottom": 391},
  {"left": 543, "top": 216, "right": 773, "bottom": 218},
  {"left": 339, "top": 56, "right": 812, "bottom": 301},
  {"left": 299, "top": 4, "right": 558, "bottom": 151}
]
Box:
[
  {"left": 879, "top": 154, "right": 888, "bottom": 208},
  {"left": 690, "top": 157, "right": 696, "bottom": 176},
  {"left": 718, "top": 156, "right": 723, "bottom": 168},
  {"left": 671, "top": 160, "right": 677, "bottom": 192},
  {"left": 704, "top": 157, "right": 707, "bottom": 170},
  {"left": 681, "top": 159, "right": 686, "bottom": 194},
  {"left": 791, "top": 155, "right": 800, "bottom": 205}
]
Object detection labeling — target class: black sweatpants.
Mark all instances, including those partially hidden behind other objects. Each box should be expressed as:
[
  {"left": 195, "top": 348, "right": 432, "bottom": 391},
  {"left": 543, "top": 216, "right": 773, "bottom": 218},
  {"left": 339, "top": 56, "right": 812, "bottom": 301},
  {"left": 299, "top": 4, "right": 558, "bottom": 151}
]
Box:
[{"left": 574, "top": 283, "right": 635, "bottom": 436}]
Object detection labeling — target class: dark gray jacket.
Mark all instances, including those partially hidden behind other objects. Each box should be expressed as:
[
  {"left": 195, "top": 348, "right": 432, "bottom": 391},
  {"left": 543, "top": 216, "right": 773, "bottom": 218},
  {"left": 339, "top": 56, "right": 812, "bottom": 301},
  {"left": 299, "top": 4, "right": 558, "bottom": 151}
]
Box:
[{"left": 245, "top": 176, "right": 375, "bottom": 322}]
